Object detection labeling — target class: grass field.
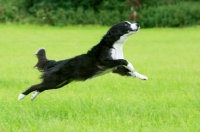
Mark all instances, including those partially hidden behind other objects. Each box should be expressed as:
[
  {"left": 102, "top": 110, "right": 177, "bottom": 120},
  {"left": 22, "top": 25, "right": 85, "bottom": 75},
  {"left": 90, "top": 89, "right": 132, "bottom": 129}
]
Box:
[{"left": 0, "top": 24, "right": 200, "bottom": 132}]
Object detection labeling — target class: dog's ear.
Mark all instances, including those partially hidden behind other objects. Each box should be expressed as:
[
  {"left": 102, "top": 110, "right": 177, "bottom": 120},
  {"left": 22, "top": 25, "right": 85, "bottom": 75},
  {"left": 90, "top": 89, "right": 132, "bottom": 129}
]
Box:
[{"left": 105, "top": 29, "right": 121, "bottom": 42}]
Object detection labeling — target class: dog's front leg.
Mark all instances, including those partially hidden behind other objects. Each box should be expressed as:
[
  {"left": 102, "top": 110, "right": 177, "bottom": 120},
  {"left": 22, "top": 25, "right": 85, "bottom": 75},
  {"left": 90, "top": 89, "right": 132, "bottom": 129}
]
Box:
[
  {"left": 100, "top": 59, "right": 148, "bottom": 80},
  {"left": 100, "top": 59, "right": 135, "bottom": 72},
  {"left": 130, "top": 71, "right": 148, "bottom": 80},
  {"left": 100, "top": 59, "right": 129, "bottom": 68},
  {"left": 126, "top": 62, "right": 148, "bottom": 80},
  {"left": 126, "top": 61, "right": 134, "bottom": 72},
  {"left": 113, "top": 64, "right": 148, "bottom": 80}
]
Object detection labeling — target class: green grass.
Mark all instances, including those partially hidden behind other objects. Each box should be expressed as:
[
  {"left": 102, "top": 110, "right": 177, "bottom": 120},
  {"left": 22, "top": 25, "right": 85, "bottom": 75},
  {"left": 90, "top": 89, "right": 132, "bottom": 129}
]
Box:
[{"left": 0, "top": 24, "right": 200, "bottom": 132}]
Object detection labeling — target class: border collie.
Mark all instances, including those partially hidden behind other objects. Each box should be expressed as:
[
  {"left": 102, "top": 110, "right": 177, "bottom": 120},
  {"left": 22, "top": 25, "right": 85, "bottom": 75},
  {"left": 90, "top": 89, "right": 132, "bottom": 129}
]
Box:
[{"left": 18, "top": 21, "right": 148, "bottom": 101}]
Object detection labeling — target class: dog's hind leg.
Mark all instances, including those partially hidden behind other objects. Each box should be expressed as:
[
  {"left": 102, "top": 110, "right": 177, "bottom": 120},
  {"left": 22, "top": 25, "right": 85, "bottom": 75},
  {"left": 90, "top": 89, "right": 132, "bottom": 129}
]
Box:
[
  {"left": 18, "top": 84, "right": 42, "bottom": 100},
  {"left": 30, "top": 80, "right": 70, "bottom": 101},
  {"left": 18, "top": 79, "right": 71, "bottom": 101},
  {"left": 31, "top": 91, "right": 40, "bottom": 101}
]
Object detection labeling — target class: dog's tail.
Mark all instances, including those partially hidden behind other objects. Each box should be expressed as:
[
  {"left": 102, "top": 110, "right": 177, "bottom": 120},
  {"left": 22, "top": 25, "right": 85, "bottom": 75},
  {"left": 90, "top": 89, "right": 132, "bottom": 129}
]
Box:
[{"left": 34, "top": 48, "right": 56, "bottom": 72}]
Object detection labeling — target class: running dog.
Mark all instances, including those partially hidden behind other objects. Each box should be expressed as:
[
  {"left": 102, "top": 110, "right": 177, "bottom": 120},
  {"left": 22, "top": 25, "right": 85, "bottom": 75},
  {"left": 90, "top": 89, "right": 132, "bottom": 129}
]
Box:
[{"left": 18, "top": 21, "right": 148, "bottom": 101}]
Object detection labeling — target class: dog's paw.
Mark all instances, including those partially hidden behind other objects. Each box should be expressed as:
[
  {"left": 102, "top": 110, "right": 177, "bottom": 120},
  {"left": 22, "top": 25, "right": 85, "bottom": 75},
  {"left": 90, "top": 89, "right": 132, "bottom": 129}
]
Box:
[
  {"left": 18, "top": 93, "right": 26, "bottom": 100},
  {"left": 133, "top": 72, "right": 148, "bottom": 80},
  {"left": 139, "top": 75, "right": 148, "bottom": 80},
  {"left": 31, "top": 91, "right": 40, "bottom": 101}
]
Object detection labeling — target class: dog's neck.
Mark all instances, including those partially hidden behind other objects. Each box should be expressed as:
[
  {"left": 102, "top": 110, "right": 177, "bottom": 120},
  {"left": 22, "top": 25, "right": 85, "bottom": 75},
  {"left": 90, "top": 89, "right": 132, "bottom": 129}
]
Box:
[
  {"left": 115, "top": 34, "right": 129, "bottom": 44},
  {"left": 111, "top": 35, "right": 129, "bottom": 60},
  {"left": 113, "top": 34, "right": 129, "bottom": 51}
]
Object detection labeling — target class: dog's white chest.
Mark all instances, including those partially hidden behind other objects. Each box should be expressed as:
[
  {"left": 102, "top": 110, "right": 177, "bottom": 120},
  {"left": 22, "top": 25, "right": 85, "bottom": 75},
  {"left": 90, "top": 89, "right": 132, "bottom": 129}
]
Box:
[{"left": 111, "top": 43, "right": 124, "bottom": 59}]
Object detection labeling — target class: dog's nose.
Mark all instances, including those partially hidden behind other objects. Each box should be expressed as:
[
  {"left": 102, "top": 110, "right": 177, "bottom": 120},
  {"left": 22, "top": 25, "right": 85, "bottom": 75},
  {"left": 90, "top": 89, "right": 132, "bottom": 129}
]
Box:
[{"left": 136, "top": 23, "right": 140, "bottom": 28}]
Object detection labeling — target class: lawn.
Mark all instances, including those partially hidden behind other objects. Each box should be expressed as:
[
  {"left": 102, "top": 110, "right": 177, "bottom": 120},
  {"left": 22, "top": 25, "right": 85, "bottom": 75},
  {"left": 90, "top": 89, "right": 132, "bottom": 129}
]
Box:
[{"left": 0, "top": 24, "right": 199, "bottom": 132}]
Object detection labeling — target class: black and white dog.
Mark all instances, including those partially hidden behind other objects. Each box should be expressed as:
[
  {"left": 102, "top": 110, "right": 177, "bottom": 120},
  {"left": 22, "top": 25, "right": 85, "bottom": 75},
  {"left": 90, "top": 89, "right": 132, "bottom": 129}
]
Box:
[{"left": 18, "top": 21, "right": 148, "bottom": 101}]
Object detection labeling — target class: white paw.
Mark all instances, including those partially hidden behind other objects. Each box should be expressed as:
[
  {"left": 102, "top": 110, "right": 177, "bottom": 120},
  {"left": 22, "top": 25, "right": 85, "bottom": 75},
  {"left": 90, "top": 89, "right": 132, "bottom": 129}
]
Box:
[
  {"left": 18, "top": 94, "right": 26, "bottom": 100},
  {"left": 31, "top": 91, "right": 40, "bottom": 101},
  {"left": 139, "top": 75, "right": 148, "bottom": 80},
  {"left": 133, "top": 72, "right": 148, "bottom": 80}
]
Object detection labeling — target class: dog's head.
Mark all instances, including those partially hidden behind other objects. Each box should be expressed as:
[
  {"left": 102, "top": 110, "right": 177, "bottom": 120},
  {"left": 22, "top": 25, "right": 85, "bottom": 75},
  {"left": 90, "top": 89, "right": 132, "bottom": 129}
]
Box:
[
  {"left": 109, "top": 21, "right": 140, "bottom": 35},
  {"left": 104, "top": 21, "right": 140, "bottom": 44}
]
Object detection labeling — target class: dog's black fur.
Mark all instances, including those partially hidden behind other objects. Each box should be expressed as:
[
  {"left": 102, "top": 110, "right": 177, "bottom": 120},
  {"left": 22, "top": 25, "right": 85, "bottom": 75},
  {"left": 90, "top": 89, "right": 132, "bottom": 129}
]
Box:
[{"left": 18, "top": 21, "right": 146, "bottom": 101}]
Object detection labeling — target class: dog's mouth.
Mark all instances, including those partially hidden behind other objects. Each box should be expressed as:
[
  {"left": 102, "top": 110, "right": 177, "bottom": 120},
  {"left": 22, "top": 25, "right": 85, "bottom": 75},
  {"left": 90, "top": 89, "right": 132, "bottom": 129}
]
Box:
[
  {"left": 129, "top": 28, "right": 139, "bottom": 33},
  {"left": 130, "top": 28, "right": 138, "bottom": 32}
]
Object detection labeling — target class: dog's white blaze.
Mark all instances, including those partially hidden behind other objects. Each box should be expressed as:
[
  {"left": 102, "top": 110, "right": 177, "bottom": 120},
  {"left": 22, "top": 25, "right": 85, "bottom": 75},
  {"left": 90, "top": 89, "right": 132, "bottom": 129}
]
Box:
[
  {"left": 125, "top": 21, "right": 139, "bottom": 33},
  {"left": 130, "top": 24, "right": 138, "bottom": 31}
]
